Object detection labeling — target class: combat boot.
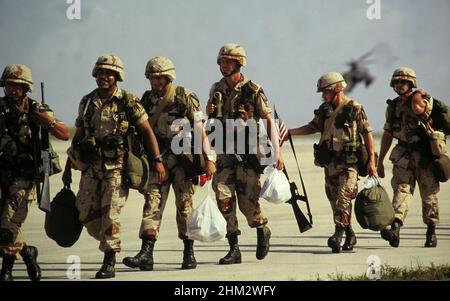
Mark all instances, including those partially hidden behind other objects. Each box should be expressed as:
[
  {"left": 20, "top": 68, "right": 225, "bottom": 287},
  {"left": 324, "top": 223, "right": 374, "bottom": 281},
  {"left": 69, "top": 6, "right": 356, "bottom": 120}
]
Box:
[
  {"left": 122, "top": 237, "right": 155, "bottom": 271},
  {"left": 20, "top": 245, "right": 41, "bottom": 281},
  {"left": 181, "top": 239, "right": 197, "bottom": 269},
  {"left": 95, "top": 251, "right": 116, "bottom": 279},
  {"left": 0, "top": 254, "right": 15, "bottom": 281},
  {"left": 424, "top": 225, "right": 437, "bottom": 248},
  {"left": 342, "top": 225, "right": 357, "bottom": 251},
  {"left": 256, "top": 227, "right": 271, "bottom": 260},
  {"left": 327, "top": 225, "right": 345, "bottom": 253},
  {"left": 219, "top": 234, "right": 241, "bottom": 265},
  {"left": 389, "top": 220, "right": 401, "bottom": 248}
]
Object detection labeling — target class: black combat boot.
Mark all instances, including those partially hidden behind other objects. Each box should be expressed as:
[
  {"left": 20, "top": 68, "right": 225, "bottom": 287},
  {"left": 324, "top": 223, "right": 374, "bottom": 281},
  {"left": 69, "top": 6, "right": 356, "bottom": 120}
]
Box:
[
  {"left": 219, "top": 234, "right": 241, "bottom": 265},
  {"left": 122, "top": 237, "right": 155, "bottom": 271},
  {"left": 256, "top": 227, "right": 271, "bottom": 260},
  {"left": 0, "top": 254, "right": 15, "bottom": 281},
  {"left": 20, "top": 245, "right": 41, "bottom": 281},
  {"left": 95, "top": 251, "right": 116, "bottom": 279},
  {"left": 181, "top": 239, "right": 197, "bottom": 269},
  {"left": 388, "top": 220, "right": 401, "bottom": 248},
  {"left": 342, "top": 225, "right": 357, "bottom": 251},
  {"left": 424, "top": 225, "right": 437, "bottom": 248},
  {"left": 327, "top": 225, "right": 345, "bottom": 253}
]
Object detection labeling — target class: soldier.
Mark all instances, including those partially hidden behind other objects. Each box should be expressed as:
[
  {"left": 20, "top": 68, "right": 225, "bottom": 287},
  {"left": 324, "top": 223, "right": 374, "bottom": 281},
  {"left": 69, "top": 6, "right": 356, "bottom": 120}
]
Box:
[
  {"left": 378, "top": 67, "right": 441, "bottom": 248},
  {"left": 289, "top": 72, "right": 377, "bottom": 253},
  {"left": 122, "top": 56, "right": 216, "bottom": 271},
  {"left": 0, "top": 64, "right": 70, "bottom": 281},
  {"left": 205, "top": 44, "right": 284, "bottom": 264},
  {"left": 62, "top": 54, "right": 165, "bottom": 279}
]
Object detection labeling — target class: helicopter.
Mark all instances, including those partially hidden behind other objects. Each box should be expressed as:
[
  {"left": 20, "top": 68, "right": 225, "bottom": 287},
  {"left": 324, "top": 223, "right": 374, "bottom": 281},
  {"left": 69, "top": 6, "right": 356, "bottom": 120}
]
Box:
[{"left": 342, "top": 50, "right": 375, "bottom": 93}]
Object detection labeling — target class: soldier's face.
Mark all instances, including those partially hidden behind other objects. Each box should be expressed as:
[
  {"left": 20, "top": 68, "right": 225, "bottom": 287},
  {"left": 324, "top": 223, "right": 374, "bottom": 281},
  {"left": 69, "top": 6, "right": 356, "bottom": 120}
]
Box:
[
  {"left": 321, "top": 90, "right": 335, "bottom": 103},
  {"left": 149, "top": 76, "right": 170, "bottom": 95},
  {"left": 4, "top": 82, "right": 26, "bottom": 101},
  {"left": 220, "top": 58, "right": 240, "bottom": 77},
  {"left": 393, "top": 80, "right": 411, "bottom": 95},
  {"left": 96, "top": 69, "right": 117, "bottom": 89}
]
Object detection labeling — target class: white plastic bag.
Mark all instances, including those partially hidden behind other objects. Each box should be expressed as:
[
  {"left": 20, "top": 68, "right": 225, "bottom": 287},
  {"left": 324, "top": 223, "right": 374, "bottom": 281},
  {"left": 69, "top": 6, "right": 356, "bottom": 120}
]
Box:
[
  {"left": 187, "top": 183, "right": 226, "bottom": 242},
  {"left": 260, "top": 165, "right": 292, "bottom": 204}
]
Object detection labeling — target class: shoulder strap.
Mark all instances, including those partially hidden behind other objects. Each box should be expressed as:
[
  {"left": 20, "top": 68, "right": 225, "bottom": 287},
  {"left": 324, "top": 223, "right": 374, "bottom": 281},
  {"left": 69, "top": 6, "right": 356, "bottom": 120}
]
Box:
[
  {"left": 319, "top": 98, "right": 350, "bottom": 144},
  {"left": 0, "top": 98, "right": 6, "bottom": 134}
]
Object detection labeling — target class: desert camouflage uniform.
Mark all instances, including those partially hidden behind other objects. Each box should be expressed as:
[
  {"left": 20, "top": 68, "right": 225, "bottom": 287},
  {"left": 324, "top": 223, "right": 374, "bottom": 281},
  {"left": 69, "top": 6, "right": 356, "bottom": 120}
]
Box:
[
  {"left": 308, "top": 100, "right": 373, "bottom": 227},
  {"left": 0, "top": 97, "right": 49, "bottom": 256},
  {"left": 208, "top": 76, "right": 272, "bottom": 236},
  {"left": 75, "top": 87, "right": 148, "bottom": 252},
  {"left": 139, "top": 82, "right": 202, "bottom": 240},
  {"left": 383, "top": 95, "right": 439, "bottom": 225}
]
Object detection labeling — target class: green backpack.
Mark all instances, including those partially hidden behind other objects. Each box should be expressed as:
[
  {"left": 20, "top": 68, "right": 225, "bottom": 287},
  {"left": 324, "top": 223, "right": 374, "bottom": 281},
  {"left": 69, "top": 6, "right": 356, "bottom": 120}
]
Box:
[{"left": 355, "top": 185, "right": 394, "bottom": 231}]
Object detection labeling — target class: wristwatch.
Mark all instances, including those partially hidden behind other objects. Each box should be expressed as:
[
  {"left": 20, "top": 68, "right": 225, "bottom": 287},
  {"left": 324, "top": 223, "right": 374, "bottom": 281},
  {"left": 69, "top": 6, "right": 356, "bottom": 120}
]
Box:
[{"left": 154, "top": 154, "right": 163, "bottom": 163}]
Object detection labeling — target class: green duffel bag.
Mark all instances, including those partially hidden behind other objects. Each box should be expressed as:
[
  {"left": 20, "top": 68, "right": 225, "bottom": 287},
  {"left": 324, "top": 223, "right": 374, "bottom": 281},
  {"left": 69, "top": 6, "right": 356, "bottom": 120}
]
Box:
[
  {"left": 355, "top": 185, "right": 394, "bottom": 231},
  {"left": 44, "top": 185, "right": 83, "bottom": 247},
  {"left": 124, "top": 151, "right": 150, "bottom": 192}
]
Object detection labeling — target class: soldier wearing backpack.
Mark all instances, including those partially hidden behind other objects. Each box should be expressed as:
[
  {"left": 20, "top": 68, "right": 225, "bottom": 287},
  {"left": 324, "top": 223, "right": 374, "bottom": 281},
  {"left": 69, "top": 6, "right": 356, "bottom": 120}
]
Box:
[
  {"left": 62, "top": 54, "right": 165, "bottom": 279},
  {"left": 122, "top": 56, "right": 216, "bottom": 271},
  {"left": 0, "top": 64, "right": 70, "bottom": 281},
  {"left": 289, "top": 72, "right": 377, "bottom": 253},
  {"left": 378, "top": 67, "right": 446, "bottom": 248}
]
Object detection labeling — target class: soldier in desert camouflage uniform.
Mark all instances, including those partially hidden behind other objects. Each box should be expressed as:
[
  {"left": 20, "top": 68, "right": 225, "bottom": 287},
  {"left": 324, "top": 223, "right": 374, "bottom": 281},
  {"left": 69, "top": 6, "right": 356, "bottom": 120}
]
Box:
[
  {"left": 62, "top": 54, "right": 164, "bottom": 279},
  {"left": 289, "top": 72, "right": 377, "bottom": 253},
  {"left": 122, "top": 56, "right": 216, "bottom": 271},
  {"left": 206, "top": 44, "right": 284, "bottom": 264},
  {"left": 378, "top": 67, "right": 442, "bottom": 248},
  {"left": 0, "top": 64, "right": 70, "bottom": 281}
]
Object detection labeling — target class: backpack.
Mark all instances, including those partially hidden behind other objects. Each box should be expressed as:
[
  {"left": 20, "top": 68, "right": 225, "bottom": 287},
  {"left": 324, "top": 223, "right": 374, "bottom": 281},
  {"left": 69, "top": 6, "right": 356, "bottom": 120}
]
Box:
[{"left": 429, "top": 98, "right": 450, "bottom": 135}]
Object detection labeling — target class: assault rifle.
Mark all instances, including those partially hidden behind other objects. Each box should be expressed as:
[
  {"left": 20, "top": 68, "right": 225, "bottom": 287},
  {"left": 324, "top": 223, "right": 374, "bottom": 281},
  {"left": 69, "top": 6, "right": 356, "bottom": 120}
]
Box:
[
  {"left": 32, "top": 82, "right": 52, "bottom": 213},
  {"left": 282, "top": 133, "right": 313, "bottom": 233},
  {"left": 274, "top": 108, "right": 313, "bottom": 233}
]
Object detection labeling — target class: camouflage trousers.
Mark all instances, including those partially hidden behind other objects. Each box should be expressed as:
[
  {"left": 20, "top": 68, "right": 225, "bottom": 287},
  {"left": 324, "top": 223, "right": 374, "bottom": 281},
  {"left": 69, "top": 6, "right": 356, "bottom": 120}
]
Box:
[
  {"left": 324, "top": 168, "right": 358, "bottom": 228},
  {"left": 140, "top": 154, "right": 195, "bottom": 240},
  {"left": 76, "top": 167, "right": 128, "bottom": 252},
  {"left": 0, "top": 178, "right": 35, "bottom": 256},
  {"left": 212, "top": 155, "right": 268, "bottom": 237},
  {"left": 389, "top": 145, "right": 440, "bottom": 225}
]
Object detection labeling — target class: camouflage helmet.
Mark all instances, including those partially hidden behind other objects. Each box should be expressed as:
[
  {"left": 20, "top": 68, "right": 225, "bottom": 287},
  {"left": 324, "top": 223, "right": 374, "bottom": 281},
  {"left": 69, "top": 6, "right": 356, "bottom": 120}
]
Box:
[
  {"left": 217, "top": 43, "right": 247, "bottom": 67},
  {"left": 390, "top": 67, "right": 417, "bottom": 88},
  {"left": 92, "top": 54, "right": 125, "bottom": 81},
  {"left": 0, "top": 64, "right": 34, "bottom": 92},
  {"left": 316, "top": 72, "right": 347, "bottom": 93},
  {"left": 145, "top": 56, "right": 176, "bottom": 81}
]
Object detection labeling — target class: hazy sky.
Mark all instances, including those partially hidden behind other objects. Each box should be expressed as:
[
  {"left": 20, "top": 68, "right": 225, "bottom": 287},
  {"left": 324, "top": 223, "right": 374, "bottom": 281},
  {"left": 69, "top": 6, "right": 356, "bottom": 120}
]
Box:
[{"left": 1, "top": 0, "right": 449, "bottom": 131}]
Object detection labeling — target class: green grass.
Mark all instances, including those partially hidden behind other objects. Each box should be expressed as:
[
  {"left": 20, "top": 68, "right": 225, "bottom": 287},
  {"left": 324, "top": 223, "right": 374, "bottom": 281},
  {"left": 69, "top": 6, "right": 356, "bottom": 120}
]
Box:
[{"left": 321, "top": 263, "right": 450, "bottom": 281}]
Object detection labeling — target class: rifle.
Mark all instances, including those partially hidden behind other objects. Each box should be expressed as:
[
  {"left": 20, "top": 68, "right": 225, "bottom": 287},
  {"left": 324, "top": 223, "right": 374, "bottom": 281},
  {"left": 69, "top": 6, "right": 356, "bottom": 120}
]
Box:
[
  {"left": 274, "top": 107, "right": 313, "bottom": 233},
  {"left": 282, "top": 133, "right": 313, "bottom": 233},
  {"left": 33, "top": 82, "right": 52, "bottom": 213}
]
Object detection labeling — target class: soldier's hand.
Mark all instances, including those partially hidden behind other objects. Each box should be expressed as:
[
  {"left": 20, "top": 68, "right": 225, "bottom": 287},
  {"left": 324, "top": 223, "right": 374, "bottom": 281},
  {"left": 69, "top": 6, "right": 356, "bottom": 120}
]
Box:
[
  {"left": 206, "top": 103, "right": 216, "bottom": 115},
  {"left": 377, "top": 162, "right": 385, "bottom": 178},
  {"left": 276, "top": 157, "right": 284, "bottom": 171},
  {"left": 155, "top": 162, "right": 165, "bottom": 183},
  {"left": 30, "top": 110, "right": 55, "bottom": 128},
  {"left": 205, "top": 160, "right": 216, "bottom": 180}
]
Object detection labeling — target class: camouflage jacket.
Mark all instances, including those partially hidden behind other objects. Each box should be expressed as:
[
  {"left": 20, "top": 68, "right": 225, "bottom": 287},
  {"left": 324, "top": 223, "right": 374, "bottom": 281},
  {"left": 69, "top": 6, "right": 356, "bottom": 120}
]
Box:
[
  {"left": 76, "top": 87, "right": 148, "bottom": 170},
  {"left": 140, "top": 83, "right": 203, "bottom": 151}
]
